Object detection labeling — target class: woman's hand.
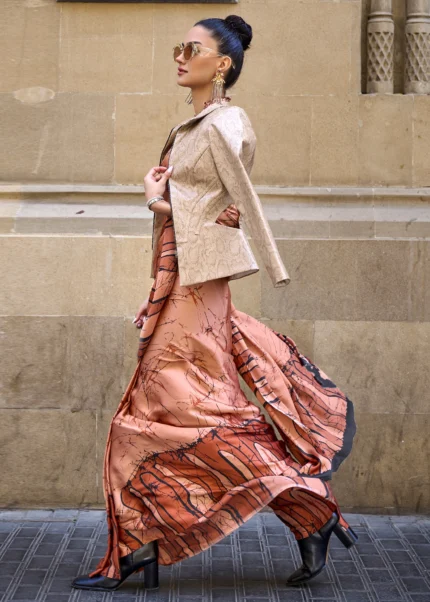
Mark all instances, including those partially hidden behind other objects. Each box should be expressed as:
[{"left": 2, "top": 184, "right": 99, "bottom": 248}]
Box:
[
  {"left": 132, "top": 298, "right": 149, "bottom": 329},
  {"left": 144, "top": 165, "right": 174, "bottom": 202},
  {"left": 144, "top": 164, "right": 174, "bottom": 215}
]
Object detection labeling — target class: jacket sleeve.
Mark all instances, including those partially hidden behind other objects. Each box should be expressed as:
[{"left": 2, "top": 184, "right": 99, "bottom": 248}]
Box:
[{"left": 208, "top": 107, "right": 290, "bottom": 288}]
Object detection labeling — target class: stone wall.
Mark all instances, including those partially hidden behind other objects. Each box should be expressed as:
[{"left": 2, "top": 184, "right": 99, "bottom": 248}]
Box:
[{"left": 0, "top": 0, "right": 429, "bottom": 513}]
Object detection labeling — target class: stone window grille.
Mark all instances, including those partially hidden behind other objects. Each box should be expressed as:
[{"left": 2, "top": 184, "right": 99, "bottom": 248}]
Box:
[{"left": 367, "top": 0, "right": 430, "bottom": 94}]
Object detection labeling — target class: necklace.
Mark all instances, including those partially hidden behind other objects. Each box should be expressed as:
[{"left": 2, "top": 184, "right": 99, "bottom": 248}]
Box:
[{"left": 194, "top": 96, "right": 232, "bottom": 117}]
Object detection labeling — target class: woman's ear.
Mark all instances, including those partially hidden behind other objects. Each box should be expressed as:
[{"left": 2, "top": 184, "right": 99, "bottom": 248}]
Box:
[{"left": 218, "top": 56, "right": 233, "bottom": 73}]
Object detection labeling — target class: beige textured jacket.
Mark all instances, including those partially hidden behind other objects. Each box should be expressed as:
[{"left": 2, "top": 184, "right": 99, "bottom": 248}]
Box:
[{"left": 150, "top": 102, "right": 290, "bottom": 288}]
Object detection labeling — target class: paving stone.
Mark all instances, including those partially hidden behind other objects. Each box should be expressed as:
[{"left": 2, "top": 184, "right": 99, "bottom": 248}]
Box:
[
  {"left": 393, "top": 563, "right": 423, "bottom": 577},
  {"left": 243, "top": 580, "right": 270, "bottom": 597},
  {"left": 35, "top": 542, "right": 61, "bottom": 555},
  {"left": 411, "top": 544, "right": 430, "bottom": 556},
  {"left": 269, "top": 592, "right": 304, "bottom": 602},
  {"left": 3, "top": 549, "right": 28, "bottom": 562},
  {"left": 71, "top": 526, "right": 96, "bottom": 538},
  {"left": 18, "top": 526, "right": 43, "bottom": 536},
  {"left": 238, "top": 540, "right": 262, "bottom": 552},
  {"left": 337, "top": 594, "right": 372, "bottom": 602},
  {"left": 269, "top": 546, "right": 292, "bottom": 559},
  {"left": 266, "top": 534, "right": 289, "bottom": 546},
  {"left": 0, "top": 512, "right": 429, "bottom": 601},
  {"left": 364, "top": 568, "right": 395, "bottom": 583},
  {"left": 45, "top": 523, "right": 71, "bottom": 533},
  {"left": 2, "top": 561, "right": 21, "bottom": 575},
  {"left": 356, "top": 543, "right": 379, "bottom": 555},
  {"left": 371, "top": 583, "right": 404, "bottom": 601},
  {"left": 212, "top": 591, "right": 236, "bottom": 602},
  {"left": 8, "top": 537, "right": 34, "bottom": 550},
  {"left": 329, "top": 547, "right": 353, "bottom": 559},
  {"left": 11, "top": 586, "right": 41, "bottom": 600},
  {"left": 419, "top": 556, "right": 430, "bottom": 569},
  {"left": 307, "top": 582, "right": 337, "bottom": 598},
  {"left": 360, "top": 554, "right": 387, "bottom": 568},
  {"left": 404, "top": 533, "right": 429, "bottom": 544},
  {"left": 238, "top": 530, "right": 259, "bottom": 539},
  {"left": 76, "top": 592, "right": 105, "bottom": 602},
  {"left": 400, "top": 577, "right": 430, "bottom": 593},
  {"left": 27, "top": 555, "right": 53, "bottom": 569},
  {"left": 387, "top": 550, "right": 413, "bottom": 562},
  {"left": 338, "top": 574, "right": 367, "bottom": 591},
  {"left": 19, "top": 569, "right": 48, "bottom": 585},
  {"left": 41, "top": 533, "right": 64, "bottom": 544},
  {"left": 178, "top": 579, "right": 204, "bottom": 596},
  {"left": 380, "top": 539, "right": 407, "bottom": 550},
  {"left": 241, "top": 551, "right": 263, "bottom": 565},
  {"left": 179, "top": 565, "right": 203, "bottom": 579},
  {"left": 332, "top": 560, "right": 359, "bottom": 574},
  {"left": 47, "top": 578, "right": 74, "bottom": 594}
]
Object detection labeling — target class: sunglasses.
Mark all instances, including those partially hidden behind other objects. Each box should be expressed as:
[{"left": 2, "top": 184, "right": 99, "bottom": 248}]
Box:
[{"left": 173, "top": 42, "right": 236, "bottom": 69}]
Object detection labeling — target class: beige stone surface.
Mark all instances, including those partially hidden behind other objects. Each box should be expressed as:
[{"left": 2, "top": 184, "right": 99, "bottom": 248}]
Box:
[
  {"left": 234, "top": 2, "right": 355, "bottom": 97},
  {"left": 374, "top": 197, "right": 430, "bottom": 239},
  {"left": 261, "top": 239, "right": 424, "bottom": 322},
  {"left": 0, "top": 409, "right": 97, "bottom": 506},
  {"left": 415, "top": 240, "right": 430, "bottom": 322},
  {"left": 1, "top": 0, "right": 430, "bottom": 513},
  {"left": 229, "top": 266, "right": 261, "bottom": 318},
  {"left": 234, "top": 94, "right": 313, "bottom": 186},
  {"left": 349, "top": 0, "right": 362, "bottom": 95},
  {"left": 412, "top": 96, "right": 430, "bottom": 188},
  {"left": 0, "top": 93, "right": 115, "bottom": 183},
  {"left": 96, "top": 409, "right": 114, "bottom": 504},
  {"left": 0, "top": 0, "right": 60, "bottom": 93},
  {"left": 310, "top": 96, "right": 359, "bottom": 186},
  {"left": 0, "top": 316, "right": 124, "bottom": 412},
  {"left": 332, "top": 412, "right": 430, "bottom": 514},
  {"left": 123, "top": 316, "right": 143, "bottom": 385},
  {"left": 115, "top": 94, "right": 190, "bottom": 185},
  {"left": 59, "top": 4, "right": 153, "bottom": 94},
  {"left": 0, "top": 202, "right": 20, "bottom": 233},
  {"left": 0, "top": 235, "right": 153, "bottom": 316},
  {"left": 259, "top": 319, "right": 315, "bottom": 360},
  {"left": 358, "top": 95, "right": 414, "bottom": 187},
  {"left": 313, "top": 320, "right": 430, "bottom": 415}
]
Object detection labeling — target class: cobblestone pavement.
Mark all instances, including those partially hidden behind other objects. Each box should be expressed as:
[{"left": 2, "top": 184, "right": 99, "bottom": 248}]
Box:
[{"left": 0, "top": 510, "right": 429, "bottom": 602}]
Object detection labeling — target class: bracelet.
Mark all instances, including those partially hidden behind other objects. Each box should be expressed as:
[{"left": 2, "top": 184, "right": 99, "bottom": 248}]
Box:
[{"left": 146, "top": 195, "right": 165, "bottom": 210}]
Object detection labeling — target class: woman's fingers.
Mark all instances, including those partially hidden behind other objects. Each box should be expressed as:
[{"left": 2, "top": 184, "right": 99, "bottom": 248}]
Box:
[
  {"left": 132, "top": 300, "right": 149, "bottom": 327},
  {"left": 148, "top": 166, "right": 168, "bottom": 180}
]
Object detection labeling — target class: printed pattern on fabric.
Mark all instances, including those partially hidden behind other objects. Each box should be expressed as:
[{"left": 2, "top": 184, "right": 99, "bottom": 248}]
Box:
[{"left": 89, "top": 148, "right": 356, "bottom": 581}]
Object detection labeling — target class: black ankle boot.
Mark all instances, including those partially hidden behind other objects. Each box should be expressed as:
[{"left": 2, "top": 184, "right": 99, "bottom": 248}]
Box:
[
  {"left": 71, "top": 540, "right": 159, "bottom": 592},
  {"left": 286, "top": 513, "right": 338, "bottom": 586}
]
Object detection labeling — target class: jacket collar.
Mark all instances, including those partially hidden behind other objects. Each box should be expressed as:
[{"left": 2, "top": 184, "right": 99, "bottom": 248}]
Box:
[
  {"left": 160, "top": 102, "right": 231, "bottom": 163},
  {"left": 176, "top": 100, "right": 231, "bottom": 129}
]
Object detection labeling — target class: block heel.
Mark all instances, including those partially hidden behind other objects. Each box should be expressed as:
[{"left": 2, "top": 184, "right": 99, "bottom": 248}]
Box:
[
  {"left": 71, "top": 539, "right": 159, "bottom": 592},
  {"left": 333, "top": 523, "right": 358, "bottom": 548},
  {"left": 143, "top": 558, "right": 159, "bottom": 590}
]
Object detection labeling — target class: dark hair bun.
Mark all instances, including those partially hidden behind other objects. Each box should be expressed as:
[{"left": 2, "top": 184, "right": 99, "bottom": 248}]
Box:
[{"left": 224, "top": 15, "right": 252, "bottom": 51}]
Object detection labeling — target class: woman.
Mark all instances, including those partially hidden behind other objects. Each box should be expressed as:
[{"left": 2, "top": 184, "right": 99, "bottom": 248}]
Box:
[{"left": 72, "top": 14, "right": 357, "bottom": 593}]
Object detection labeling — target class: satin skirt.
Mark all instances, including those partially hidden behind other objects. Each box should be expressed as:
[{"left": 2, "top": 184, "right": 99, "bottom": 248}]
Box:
[{"left": 89, "top": 206, "right": 356, "bottom": 580}]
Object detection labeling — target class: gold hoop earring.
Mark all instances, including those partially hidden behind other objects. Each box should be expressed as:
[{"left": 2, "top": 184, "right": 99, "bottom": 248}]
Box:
[{"left": 211, "top": 70, "right": 226, "bottom": 103}]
